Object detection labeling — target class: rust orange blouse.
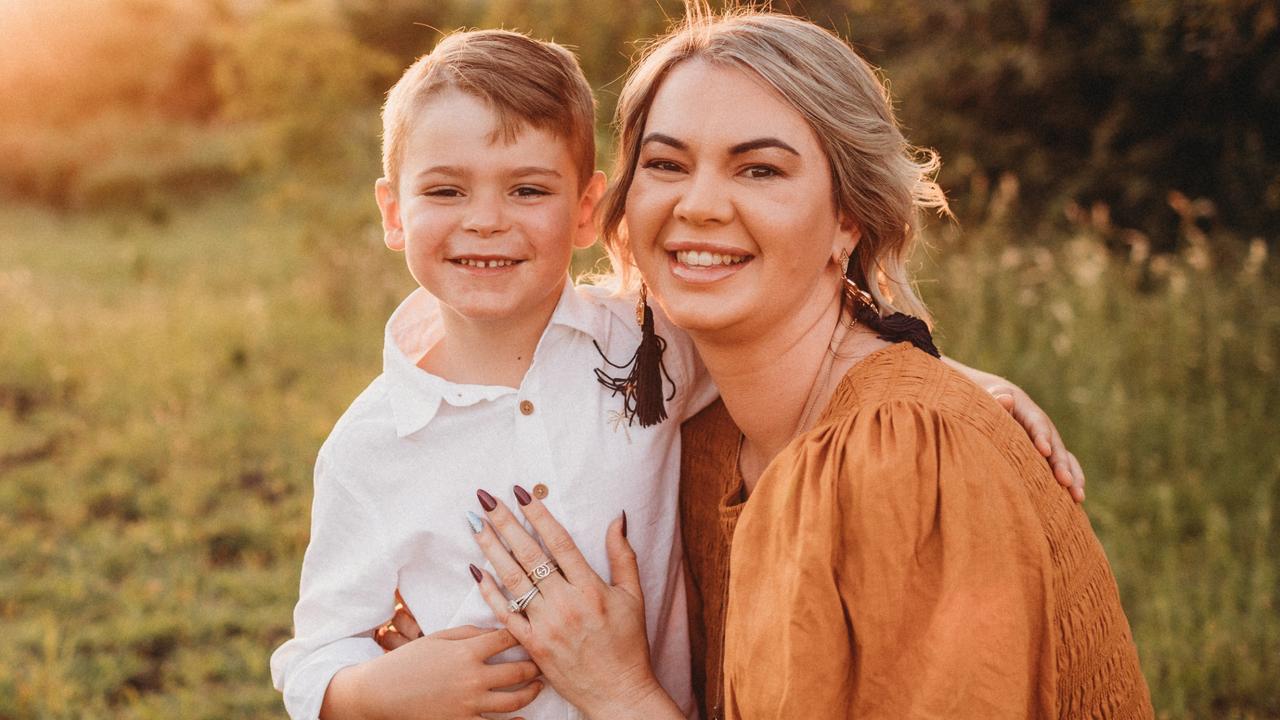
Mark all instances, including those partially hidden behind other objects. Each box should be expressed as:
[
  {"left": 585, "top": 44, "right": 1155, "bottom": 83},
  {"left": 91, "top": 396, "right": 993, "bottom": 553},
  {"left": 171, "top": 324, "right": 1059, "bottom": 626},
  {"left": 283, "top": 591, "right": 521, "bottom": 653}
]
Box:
[{"left": 679, "top": 342, "right": 1153, "bottom": 719}]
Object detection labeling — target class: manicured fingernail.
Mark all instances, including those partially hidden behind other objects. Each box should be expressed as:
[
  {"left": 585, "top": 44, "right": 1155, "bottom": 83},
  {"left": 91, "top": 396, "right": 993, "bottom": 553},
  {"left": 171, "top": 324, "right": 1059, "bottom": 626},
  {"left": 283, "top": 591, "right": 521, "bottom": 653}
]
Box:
[
  {"left": 621, "top": 510, "right": 628, "bottom": 538},
  {"left": 469, "top": 563, "right": 482, "bottom": 583},
  {"left": 477, "top": 489, "right": 496, "bottom": 511},
  {"left": 513, "top": 484, "right": 532, "bottom": 506},
  {"left": 466, "top": 511, "right": 484, "bottom": 534}
]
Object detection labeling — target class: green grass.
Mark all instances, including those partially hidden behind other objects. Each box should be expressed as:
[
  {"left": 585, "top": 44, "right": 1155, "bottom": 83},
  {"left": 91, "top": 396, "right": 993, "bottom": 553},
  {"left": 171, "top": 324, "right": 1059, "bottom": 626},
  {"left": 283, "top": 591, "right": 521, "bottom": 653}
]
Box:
[{"left": 1, "top": 194, "right": 1277, "bottom": 718}]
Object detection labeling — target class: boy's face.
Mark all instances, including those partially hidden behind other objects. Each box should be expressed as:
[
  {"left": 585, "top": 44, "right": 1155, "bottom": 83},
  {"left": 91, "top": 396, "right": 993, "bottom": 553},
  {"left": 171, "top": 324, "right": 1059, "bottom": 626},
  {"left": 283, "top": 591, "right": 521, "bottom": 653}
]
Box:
[{"left": 376, "top": 89, "right": 604, "bottom": 324}]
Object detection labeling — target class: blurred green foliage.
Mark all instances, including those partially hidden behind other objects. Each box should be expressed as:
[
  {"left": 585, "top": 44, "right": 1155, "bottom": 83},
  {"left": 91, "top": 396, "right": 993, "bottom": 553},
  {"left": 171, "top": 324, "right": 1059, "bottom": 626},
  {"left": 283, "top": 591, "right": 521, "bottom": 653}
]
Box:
[
  {"left": 1, "top": 0, "right": 1277, "bottom": 241},
  {"left": 2, "top": 0, "right": 1279, "bottom": 717}
]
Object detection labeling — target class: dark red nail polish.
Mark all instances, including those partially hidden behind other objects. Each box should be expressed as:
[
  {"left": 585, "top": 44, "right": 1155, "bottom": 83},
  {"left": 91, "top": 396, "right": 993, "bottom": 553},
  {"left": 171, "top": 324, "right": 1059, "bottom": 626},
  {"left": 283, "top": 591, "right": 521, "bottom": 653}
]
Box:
[
  {"left": 469, "top": 563, "right": 482, "bottom": 583},
  {"left": 514, "top": 484, "right": 532, "bottom": 506},
  {"left": 621, "top": 510, "right": 628, "bottom": 538},
  {"left": 477, "top": 489, "right": 497, "bottom": 511}
]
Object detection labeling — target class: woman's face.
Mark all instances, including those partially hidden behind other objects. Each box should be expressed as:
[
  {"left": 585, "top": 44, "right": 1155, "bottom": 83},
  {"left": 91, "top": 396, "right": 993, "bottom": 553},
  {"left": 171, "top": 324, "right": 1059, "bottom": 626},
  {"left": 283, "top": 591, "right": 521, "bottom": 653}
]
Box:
[{"left": 625, "top": 59, "right": 856, "bottom": 340}]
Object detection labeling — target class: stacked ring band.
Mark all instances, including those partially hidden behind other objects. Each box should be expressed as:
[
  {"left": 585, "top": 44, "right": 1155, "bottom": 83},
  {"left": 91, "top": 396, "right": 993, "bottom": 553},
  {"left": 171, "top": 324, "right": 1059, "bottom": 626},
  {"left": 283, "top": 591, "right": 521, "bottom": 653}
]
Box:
[
  {"left": 507, "top": 585, "right": 541, "bottom": 614},
  {"left": 526, "top": 559, "right": 559, "bottom": 585}
]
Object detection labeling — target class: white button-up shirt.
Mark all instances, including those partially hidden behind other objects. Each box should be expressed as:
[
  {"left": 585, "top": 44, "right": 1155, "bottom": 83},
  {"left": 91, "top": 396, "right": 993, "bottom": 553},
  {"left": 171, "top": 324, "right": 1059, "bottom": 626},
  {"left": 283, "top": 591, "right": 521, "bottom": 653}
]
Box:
[{"left": 270, "top": 280, "right": 715, "bottom": 720}]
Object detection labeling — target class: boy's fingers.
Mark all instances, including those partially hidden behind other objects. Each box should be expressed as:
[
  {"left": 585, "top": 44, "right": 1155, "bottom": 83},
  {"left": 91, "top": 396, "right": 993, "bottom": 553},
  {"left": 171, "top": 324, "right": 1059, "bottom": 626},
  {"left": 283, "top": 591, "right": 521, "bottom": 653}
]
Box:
[
  {"left": 484, "top": 659, "right": 542, "bottom": 689},
  {"left": 469, "top": 626, "right": 522, "bottom": 658},
  {"left": 374, "top": 622, "right": 411, "bottom": 652},
  {"left": 480, "top": 680, "right": 543, "bottom": 715},
  {"left": 1068, "top": 452, "right": 1086, "bottom": 502},
  {"left": 513, "top": 488, "right": 602, "bottom": 588},
  {"left": 391, "top": 606, "right": 422, "bottom": 639},
  {"left": 427, "top": 624, "right": 486, "bottom": 641}
]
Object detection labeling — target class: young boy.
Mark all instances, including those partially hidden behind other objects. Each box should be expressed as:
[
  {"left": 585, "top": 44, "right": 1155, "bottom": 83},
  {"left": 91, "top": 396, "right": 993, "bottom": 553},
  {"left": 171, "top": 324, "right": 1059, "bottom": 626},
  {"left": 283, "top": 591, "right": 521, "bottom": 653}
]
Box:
[{"left": 269, "top": 30, "right": 712, "bottom": 720}]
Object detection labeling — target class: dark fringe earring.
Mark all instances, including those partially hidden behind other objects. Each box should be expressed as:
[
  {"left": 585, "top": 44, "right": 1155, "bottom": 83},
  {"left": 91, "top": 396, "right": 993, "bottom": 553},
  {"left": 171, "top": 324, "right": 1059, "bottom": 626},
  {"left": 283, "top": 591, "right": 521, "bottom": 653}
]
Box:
[
  {"left": 593, "top": 283, "right": 676, "bottom": 427},
  {"left": 842, "top": 250, "right": 941, "bottom": 358}
]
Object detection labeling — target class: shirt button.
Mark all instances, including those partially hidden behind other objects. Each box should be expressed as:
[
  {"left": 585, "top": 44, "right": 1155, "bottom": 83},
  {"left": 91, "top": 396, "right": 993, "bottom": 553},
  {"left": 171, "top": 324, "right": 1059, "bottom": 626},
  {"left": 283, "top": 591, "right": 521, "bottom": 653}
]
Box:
[
  {"left": 532, "top": 483, "right": 549, "bottom": 500},
  {"left": 519, "top": 400, "right": 534, "bottom": 415}
]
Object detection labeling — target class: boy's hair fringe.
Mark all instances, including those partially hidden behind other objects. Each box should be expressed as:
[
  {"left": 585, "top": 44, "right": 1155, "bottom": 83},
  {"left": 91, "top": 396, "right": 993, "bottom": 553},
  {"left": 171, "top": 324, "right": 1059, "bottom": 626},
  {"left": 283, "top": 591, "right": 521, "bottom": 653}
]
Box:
[{"left": 381, "top": 29, "right": 597, "bottom": 190}]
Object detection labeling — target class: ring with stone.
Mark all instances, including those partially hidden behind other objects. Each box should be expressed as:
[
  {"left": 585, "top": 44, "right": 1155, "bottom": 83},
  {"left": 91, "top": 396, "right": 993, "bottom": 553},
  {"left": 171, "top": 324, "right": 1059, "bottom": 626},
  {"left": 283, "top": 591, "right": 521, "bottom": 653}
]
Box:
[{"left": 506, "top": 584, "right": 541, "bottom": 614}]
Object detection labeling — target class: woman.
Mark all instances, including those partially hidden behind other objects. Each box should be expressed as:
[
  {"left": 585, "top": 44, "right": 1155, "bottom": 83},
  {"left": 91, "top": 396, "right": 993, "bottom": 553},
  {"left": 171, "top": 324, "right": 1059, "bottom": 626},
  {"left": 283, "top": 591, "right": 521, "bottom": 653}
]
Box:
[{"left": 373, "top": 7, "right": 1148, "bottom": 719}]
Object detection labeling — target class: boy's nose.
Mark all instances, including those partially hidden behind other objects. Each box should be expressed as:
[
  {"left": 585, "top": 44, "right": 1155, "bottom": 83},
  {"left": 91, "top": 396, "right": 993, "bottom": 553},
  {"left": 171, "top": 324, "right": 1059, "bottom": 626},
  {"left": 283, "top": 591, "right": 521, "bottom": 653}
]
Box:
[{"left": 462, "top": 196, "right": 510, "bottom": 236}]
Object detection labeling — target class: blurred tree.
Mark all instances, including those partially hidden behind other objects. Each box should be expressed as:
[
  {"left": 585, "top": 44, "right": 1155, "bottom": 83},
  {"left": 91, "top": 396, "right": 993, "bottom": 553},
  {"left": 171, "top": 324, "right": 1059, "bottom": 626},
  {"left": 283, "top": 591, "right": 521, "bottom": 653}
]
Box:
[{"left": 822, "top": 0, "right": 1280, "bottom": 244}]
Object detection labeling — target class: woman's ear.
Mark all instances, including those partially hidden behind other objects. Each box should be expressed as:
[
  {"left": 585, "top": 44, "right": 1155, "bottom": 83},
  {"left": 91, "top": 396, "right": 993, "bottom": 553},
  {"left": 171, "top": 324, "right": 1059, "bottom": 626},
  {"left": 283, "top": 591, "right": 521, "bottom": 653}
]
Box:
[
  {"left": 830, "top": 213, "right": 862, "bottom": 267},
  {"left": 375, "top": 178, "right": 405, "bottom": 251},
  {"left": 573, "top": 171, "right": 608, "bottom": 250}
]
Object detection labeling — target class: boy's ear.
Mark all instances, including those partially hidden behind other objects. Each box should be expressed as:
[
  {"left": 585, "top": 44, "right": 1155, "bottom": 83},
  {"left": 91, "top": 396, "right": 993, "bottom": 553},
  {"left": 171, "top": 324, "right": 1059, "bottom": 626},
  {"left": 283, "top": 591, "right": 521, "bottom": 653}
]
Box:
[
  {"left": 374, "top": 178, "right": 405, "bottom": 252},
  {"left": 830, "top": 211, "right": 862, "bottom": 268},
  {"left": 572, "top": 170, "right": 608, "bottom": 250}
]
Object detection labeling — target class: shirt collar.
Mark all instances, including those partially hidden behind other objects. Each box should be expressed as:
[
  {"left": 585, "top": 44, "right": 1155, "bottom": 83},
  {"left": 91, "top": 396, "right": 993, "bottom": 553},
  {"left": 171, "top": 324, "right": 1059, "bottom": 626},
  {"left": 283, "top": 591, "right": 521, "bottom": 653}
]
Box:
[{"left": 382, "top": 278, "right": 605, "bottom": 437}]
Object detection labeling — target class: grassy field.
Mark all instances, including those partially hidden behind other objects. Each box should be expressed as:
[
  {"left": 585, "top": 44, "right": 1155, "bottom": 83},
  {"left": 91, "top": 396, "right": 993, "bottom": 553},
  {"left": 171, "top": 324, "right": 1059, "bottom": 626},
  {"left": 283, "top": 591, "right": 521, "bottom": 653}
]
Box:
[{"left": 1, "top": 191, "right": 1277, "bottom": 719}]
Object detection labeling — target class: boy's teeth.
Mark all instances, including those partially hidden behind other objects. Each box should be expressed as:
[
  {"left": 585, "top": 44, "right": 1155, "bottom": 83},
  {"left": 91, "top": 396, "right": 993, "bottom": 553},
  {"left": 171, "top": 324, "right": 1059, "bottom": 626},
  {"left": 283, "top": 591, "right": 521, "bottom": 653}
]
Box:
[
  {"left": 458, "top": 258, "right": 517, "bottom": 268},
  {"left": 675, "top": 250, "right": 748, "bottom": 267}
]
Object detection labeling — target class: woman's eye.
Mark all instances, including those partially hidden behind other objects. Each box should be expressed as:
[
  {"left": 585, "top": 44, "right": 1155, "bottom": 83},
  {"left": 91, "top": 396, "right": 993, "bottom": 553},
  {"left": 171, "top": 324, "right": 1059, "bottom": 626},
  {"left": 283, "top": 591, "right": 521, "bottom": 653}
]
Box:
[
  {"left": 744, "top": 165, "right": 782, "bottom": 179},
  {"left": 642, "top": 159, "right": 683, "bottom": 173},
  {"left": 513, "top": 186, "right": 551, "bottom": 197}
]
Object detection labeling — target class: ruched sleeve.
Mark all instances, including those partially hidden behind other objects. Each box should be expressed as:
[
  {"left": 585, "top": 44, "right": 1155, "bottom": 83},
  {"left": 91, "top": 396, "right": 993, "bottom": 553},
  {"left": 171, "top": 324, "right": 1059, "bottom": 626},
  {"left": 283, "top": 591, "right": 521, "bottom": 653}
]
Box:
[{"left": 721, "top": 400, "right": 1059, "bottom": 719}]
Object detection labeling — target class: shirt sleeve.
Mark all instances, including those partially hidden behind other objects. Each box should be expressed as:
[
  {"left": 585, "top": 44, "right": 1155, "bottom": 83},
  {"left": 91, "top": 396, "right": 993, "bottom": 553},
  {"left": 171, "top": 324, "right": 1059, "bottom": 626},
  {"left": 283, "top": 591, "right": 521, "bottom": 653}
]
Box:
[
  {"left": 270, "top": 451, "right": 400, "bottom": 720},
  {"left": 721, "top": 401, "right": 1056, "bottom": 719}
]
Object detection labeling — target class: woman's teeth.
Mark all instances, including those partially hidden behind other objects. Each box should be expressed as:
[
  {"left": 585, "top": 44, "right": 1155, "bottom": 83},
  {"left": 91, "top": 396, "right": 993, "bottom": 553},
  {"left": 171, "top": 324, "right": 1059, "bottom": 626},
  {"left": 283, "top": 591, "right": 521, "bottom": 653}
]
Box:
[
  {"left": 456, "top": 258, "right": 518, "bottom": 268},
  {"left": 675, "top": 250, "right": 749, "bottom": 267}
]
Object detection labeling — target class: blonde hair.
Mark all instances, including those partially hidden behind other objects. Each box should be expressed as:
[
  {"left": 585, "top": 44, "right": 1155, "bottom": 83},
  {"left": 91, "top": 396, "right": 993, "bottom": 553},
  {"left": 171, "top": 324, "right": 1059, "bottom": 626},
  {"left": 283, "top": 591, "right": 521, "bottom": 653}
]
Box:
[
  {"left": 600, "top": 4, "right": 949, "bottom": 322},
  {"left": 381, "top": 29, "right": 596, "bottom": 190}
]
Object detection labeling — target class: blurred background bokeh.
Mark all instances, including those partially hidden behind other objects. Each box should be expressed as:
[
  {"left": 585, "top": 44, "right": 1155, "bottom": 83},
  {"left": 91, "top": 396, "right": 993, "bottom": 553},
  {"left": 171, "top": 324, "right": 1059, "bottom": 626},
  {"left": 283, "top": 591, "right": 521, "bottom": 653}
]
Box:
[{"left": 1, "top": 0, "right": 1277, "bottom": 717}]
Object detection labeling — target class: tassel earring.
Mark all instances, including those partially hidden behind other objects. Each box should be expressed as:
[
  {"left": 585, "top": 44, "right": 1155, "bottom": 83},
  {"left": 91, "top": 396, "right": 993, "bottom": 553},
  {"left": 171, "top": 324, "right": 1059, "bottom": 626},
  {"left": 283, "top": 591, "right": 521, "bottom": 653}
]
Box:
[{"left": 593, "top": 283, "right": 675, "bottom": 427}]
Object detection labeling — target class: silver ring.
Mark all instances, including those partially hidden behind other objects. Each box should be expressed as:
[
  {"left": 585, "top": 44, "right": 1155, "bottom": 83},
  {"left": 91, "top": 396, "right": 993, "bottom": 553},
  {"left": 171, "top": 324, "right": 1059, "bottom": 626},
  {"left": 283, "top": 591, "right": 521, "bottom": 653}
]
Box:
[
  {"left": 506, "top": 584, "right": 541, "bottom": 614},
  {"left": 526, "top": 559, "right": 559, "bottom": 585}
]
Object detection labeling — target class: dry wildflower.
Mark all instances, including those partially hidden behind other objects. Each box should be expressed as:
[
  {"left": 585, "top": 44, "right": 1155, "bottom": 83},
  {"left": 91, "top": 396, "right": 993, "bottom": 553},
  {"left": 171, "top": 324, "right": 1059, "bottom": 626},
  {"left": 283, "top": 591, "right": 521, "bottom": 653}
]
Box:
[{"left": 1242, "top": 238, "right": 1268, "bottom": 278}]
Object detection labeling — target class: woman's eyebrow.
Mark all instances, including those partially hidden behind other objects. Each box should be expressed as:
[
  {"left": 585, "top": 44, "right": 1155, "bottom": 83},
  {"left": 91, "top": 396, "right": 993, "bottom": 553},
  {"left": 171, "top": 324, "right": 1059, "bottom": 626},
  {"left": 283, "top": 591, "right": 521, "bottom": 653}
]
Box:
[
  {"left": 729, "top": 138, "right": 799, "bottom": 156},
  {"left": 641, "top": 132, "right": 688, "bottom": 150}
]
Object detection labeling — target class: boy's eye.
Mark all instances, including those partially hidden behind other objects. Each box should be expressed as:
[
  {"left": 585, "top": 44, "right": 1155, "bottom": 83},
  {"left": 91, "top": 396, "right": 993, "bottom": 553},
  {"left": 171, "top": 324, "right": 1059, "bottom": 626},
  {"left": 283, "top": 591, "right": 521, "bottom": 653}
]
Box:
[
  {"left": 744, "top": 165, "right": 782, "bottom": 179},
  {"left": 424, "top": 187, "right": 463, "bottom": 198},
  {"left": 513, "top": 186, "right": 551, "bottom": 197}
]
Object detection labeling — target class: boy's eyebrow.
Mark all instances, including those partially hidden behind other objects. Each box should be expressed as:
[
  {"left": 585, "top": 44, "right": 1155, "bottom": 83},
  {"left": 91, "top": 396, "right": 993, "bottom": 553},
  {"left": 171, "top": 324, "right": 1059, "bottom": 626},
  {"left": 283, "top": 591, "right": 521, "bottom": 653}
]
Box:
[
  {"left": 511, "top": 166, "right": 562, "bottom": 178},
  {"left": 729, "top": 138, "right": 800, "bottom": 156},
  {"left": 418, "top": 165, "right": 465, "bottom": 178}
]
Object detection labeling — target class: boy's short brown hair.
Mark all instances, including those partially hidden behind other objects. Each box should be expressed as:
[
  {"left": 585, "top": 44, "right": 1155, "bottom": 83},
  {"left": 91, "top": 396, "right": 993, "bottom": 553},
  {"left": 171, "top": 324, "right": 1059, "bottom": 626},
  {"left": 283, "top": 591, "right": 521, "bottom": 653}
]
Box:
[{"left": 381, "top": 29, "right": 597, "bottom": 190}]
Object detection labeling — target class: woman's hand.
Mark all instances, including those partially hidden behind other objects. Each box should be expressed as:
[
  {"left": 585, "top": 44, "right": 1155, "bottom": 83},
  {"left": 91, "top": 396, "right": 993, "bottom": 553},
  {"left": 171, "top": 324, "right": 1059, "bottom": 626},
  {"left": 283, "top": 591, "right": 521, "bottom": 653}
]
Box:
[
  {"left": 322, "top": 624, "right": 542, "bottom": 720},
  {"left": 466, "top": 487, "right": 685, "bottom": 720},
  {"left": 943, "top": 357, "right": 1086, "bottom": 502}
]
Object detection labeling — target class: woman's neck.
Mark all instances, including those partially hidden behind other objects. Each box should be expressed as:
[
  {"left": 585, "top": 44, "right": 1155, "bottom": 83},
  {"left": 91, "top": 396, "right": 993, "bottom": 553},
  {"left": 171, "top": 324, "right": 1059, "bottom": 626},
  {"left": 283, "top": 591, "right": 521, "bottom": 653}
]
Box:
[{"left": 690, "top": 285, "right": 889, "bottom": 492}]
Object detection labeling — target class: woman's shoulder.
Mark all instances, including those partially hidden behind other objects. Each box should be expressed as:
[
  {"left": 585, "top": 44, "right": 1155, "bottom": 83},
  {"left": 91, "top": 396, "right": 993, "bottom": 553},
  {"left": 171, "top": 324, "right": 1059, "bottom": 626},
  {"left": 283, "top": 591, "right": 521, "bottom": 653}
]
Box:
[{"left": 819, "top": 342, "right": 1028, "bottom": 452}]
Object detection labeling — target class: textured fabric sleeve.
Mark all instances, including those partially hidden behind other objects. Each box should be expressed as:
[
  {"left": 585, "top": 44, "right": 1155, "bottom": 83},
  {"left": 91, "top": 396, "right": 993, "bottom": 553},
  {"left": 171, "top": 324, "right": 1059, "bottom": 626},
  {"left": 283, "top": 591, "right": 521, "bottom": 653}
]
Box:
[
  {"left": 721, "top": 401, "right": 1057, "bottom": 719},
  {"left": 269, "top": 451, "right": 400, "bottom": 720}
]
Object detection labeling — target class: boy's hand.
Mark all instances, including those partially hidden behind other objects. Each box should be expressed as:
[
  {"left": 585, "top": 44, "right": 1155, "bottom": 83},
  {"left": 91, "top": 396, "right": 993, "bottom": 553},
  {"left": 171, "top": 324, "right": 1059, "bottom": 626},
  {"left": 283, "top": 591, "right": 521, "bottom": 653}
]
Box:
[
  {"left": 373, "top": 589, "right": 421, "bottom": 650},
  {"left": 322, "top": 624, "right": 542, "bottom": 720}
]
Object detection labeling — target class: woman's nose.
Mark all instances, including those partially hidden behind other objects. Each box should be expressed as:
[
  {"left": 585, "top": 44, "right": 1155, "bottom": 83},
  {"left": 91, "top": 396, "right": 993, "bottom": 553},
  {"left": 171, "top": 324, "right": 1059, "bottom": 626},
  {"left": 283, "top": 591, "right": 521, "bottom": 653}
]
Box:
[{"left": 673, "top": 168, "right": 734, "bottom": 226}]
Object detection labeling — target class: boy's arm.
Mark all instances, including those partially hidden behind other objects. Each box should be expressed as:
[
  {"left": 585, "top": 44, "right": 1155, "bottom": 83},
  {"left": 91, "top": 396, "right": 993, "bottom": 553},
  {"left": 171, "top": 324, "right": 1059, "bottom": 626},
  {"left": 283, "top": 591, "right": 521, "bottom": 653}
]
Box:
[{"left": 271, "top": 452, "right": 400, "bottom": 720}]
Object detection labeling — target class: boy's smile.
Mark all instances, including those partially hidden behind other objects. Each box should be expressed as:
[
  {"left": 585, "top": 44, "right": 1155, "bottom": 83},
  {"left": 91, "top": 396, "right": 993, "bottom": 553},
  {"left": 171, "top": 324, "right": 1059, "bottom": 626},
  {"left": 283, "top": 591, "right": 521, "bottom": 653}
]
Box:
[{"left": 376, "top": 89, "right": 604, "bottom": 329}]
